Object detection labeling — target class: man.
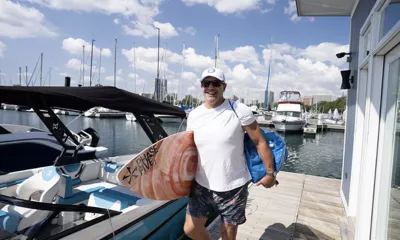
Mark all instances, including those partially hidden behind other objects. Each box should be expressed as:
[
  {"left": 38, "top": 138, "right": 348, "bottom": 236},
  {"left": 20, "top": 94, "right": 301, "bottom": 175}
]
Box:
[{"left": 183, "top": 67, "right": 277, "bottom": 240}]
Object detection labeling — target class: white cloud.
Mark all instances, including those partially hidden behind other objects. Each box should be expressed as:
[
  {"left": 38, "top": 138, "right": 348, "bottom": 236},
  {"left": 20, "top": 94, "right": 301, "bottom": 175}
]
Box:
[
  {"left": 105, "top": 75, "right": 123, "bottom": 82},
  {"left": 65, "top": 58, "right": 105, "bottom": 73},
  {"left": 177, "top": 26, "right": 197, "bottom": 36},
  {"left": 28, "top": 0, "right": 161, "bottom": 23},
  {"left": 0, "top": 41, "right": 5, "bottom": 57},
  {"left": 113, "top": 18, "right": 120, "bottom": 25},
  {"left": 0, "top": 0, "right": 57, "bottom": 38},
  {"left": 182, "top": 47, "right": 215, "bottom": 71},
  {"left": 120, "top": 41, "right": 348, "bottom": 102},
  {"left": 123, "top": 21, "right": 178, "bottom": 39},
  {"left": 62, "top": 38, "right": 112, "bottom": 57},
  {"left": 181, "top": 0, "right": 274, "bottom": 14},
  {"left": 284, "top": 0, "right": 315, "bottom": 23},
  {"left": 122, "top": 46, "right": 182, "bottom": 74}
]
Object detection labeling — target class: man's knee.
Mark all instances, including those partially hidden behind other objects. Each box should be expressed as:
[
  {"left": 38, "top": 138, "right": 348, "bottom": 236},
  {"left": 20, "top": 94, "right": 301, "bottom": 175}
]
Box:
[
  {"left": 183, "top": 220, "right": 196, "bottom": 236},
  {"left": 183, "top": 214, "right": 208, "bottom": 238}
]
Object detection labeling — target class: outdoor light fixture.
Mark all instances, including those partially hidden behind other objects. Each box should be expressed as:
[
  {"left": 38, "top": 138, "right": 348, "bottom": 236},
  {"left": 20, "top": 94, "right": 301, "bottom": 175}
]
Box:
[
  {"left": 336, "top": 52, "right": 352, "bottom": 63},
  {"left": 340, "top": 70, "right": 353, "bottom": 90}
]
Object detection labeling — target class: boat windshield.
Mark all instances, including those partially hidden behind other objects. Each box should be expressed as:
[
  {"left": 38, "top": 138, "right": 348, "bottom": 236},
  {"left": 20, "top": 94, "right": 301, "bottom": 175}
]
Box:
[
  {"left": 0, "top": 194, "right": 120, "bottom": 240},
  {"left": 277, "top": 111, "right": 301, "bottom": 117},
  {"left": 279, "top": 92, "right": 301, "bottom": 102}
]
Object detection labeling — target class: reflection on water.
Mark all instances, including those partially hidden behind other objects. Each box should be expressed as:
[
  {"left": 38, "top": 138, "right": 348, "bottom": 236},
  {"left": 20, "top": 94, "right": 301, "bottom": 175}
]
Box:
[
  {"left": 0, "top": 111, "right": 343, "bottom": 179},
  {"left": 272, "top": 129, "right": 344, "bottom": 179}
]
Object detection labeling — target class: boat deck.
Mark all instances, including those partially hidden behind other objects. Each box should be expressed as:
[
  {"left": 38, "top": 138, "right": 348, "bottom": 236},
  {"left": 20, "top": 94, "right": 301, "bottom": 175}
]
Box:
[{"left": 207, "top": 171, "right": 351, "bottom": 240}]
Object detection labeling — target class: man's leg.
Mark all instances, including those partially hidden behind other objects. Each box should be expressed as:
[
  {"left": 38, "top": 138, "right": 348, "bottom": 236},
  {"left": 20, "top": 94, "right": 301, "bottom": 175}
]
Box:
[
  {"left": 214, "top": 182, "right": 249, "bottom": 240},
  {"left": 183, "top": 214, "right": 211, "bottom": 240},
  {"left": 184, "top": 182, "right": 213, "bottom": 239},
  {"left": 220, "top": 222, "right": 238, "bottom": 240}
]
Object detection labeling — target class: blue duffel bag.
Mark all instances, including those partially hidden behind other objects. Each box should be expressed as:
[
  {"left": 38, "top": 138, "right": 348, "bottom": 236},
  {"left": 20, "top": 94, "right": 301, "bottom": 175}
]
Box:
[
  {"left": 228, "top": 100, "right": 288, "bottom": 183},
  {"left": 244, "top": 128, "right": 288, "bottom": 183}
]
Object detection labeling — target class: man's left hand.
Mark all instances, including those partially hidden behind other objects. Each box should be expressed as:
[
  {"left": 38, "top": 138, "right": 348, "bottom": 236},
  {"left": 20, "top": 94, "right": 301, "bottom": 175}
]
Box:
[{"left": 255, "top": 175, "right": 277, "bottom": 188}]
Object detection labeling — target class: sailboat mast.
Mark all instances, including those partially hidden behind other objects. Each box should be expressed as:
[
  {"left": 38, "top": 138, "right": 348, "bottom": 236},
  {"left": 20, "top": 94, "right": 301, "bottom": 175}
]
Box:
[
  {"left": 19, "top": 67, "right": 21, "bottom": 86},
  {"left": 264, "top": 51, "right": 272, "bottom": 110},
  {"left": 181, "top": 41, "right": 185, "bottom": 102},
  {"left": 90, "top": 39, "right": 95, "bottom": 87},
  {"left": 98, "top": 48, "right": 102, "bottom": 86},
  {"left": 114, "top": 38, "right": 117, "bottom": 87},
  {"left": 214, "top": 34, "right": 219, "bottom": 68},
  {"left": 133, "top": 43, "right": 136, "bottom": 93},
  {"left": 40, "top": 53, "right": 43, "bottom": 86},
  {"left": 25, "top": 66, "right": 28, "bottom": 86},
  {"left": 82, "top": 45, "right": 85, "bottom": 86}
]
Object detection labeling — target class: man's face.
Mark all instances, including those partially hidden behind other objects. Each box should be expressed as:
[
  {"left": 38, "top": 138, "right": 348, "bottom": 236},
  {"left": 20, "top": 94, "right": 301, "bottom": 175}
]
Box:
[{"left": 201, "top": 76, "right": 226, "bottom": 104}]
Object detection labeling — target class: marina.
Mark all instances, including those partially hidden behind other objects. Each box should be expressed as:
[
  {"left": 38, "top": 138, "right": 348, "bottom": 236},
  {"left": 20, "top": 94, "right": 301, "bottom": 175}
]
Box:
[{"left": 0, "top": 109, "right": 344, "bottom": 180}]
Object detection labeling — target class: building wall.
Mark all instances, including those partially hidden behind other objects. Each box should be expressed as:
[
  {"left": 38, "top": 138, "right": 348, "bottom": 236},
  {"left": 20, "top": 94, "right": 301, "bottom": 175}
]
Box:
[
  {"left": 341, "top": 0, "right": 377, "bottom": 212},
  {"left": 302, "top": 96, "right": 313, "bottom": 106}
]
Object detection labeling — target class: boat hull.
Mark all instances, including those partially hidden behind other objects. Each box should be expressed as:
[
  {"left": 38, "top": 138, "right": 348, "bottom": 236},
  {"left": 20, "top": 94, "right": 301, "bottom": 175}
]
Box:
[{"left": 273, "top": 121, "right": 304, "bottom": 132}]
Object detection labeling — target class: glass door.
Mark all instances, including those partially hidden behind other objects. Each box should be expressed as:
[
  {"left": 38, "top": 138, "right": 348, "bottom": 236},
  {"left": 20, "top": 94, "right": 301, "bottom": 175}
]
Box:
[{"left": 373, "top": 43, "right": 400, "bottom": 239}]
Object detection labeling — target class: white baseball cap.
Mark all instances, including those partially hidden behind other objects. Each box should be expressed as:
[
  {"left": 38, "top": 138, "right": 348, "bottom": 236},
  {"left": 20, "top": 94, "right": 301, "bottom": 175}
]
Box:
[{"left": 200, "top": 67, "right": 226, "bottom": 82}]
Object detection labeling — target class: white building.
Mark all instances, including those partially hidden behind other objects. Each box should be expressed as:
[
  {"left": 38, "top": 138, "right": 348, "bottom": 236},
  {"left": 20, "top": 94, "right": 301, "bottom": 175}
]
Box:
[
  {"left": 312, "top": 94, "right": 333, "bottom": 104},
  {"left": 296, "top": 0, "right": 400, "bottom": 239}
]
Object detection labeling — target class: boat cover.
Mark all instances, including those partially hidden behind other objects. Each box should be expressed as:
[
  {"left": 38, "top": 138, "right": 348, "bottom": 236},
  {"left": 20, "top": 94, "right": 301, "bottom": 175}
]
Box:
[{"left": 0, "top": 86, "right": 186, "bottom": 118}]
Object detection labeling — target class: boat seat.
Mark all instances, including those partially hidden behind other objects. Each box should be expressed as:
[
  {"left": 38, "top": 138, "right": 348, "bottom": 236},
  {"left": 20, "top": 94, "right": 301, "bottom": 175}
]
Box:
[
  {"left": 56, "top": 161, "right": 123, "bottom": 205},
  {"left": 0, "top": 166, "right": 61, "bottom": 233},
  {"left": 98, "top": 162, "right": 124, "bottom": 185},
  {"left": 85, "top": 185, "right": 142, "bottom": 221}
]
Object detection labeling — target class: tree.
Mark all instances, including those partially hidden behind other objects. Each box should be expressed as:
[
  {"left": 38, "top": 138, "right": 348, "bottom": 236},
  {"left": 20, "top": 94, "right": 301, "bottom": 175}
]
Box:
[{"left": 182, "top": 94, "right": 200, "bottom": 106}]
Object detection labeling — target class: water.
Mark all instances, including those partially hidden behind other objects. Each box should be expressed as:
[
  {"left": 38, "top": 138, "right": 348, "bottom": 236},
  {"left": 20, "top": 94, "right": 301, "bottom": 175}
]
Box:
[{"left": 0, "top": 110, "right": 343, "bottom": 179}]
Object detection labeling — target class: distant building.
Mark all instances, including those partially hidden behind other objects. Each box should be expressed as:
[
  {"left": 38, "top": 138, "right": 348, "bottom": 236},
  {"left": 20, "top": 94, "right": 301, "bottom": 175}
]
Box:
[
  {"left": 264, "top": 90, "right": 275, "bottom": 105},
  {"left": 239, "top": 97, "right": 244, "bottom": 104},
  {"left": 312, "top": 94, "right": 332, "bottom": 104},
  {"left": 302, "top": 96, "right": 313, "bottom": 106},
  {"left": 251, "top": 99, "right": 258, "bottom": 105}
]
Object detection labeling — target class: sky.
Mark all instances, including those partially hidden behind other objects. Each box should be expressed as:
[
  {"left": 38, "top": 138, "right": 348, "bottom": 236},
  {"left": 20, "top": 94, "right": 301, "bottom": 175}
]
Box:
[{"left": 0, "top": 0, "right": 351, "bottom": 103}]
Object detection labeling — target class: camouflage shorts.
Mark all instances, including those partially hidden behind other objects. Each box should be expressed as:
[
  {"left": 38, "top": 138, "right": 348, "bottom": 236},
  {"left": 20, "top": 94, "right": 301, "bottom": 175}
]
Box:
[{"left": 186, "top": 181, "right": 250, "bottom": 225}]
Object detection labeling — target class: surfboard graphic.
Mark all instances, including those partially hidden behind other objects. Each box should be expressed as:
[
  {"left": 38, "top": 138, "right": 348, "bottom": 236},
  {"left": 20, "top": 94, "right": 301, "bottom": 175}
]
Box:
[{"left": 117, "top": 131, "right": 198, "bottom": 200}]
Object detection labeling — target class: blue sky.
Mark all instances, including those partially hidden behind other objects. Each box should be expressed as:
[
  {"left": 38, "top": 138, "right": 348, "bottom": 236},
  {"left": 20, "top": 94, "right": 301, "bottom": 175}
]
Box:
[{"left": 0, "top": 0, "right": 350, "bottom": 102}]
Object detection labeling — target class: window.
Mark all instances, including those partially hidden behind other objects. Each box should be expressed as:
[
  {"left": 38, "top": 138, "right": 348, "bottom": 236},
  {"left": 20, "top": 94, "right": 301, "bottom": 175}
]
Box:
[
  {"left": 380, "top": 0, "right": 400, "bottom": 40},
  {"left": 363, "top": 26, "right": 372, "bottom": 59}
]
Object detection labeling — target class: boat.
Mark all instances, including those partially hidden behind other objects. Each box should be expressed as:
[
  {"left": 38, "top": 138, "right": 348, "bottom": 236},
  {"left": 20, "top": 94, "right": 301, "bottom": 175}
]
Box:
[
  {"left": 271, "top": 91, "right": 306, "bottom": 132},
  {"left": 0, "top": 123, "right": 105, "bottom": 174},
  {"left": 0, "top": 86, "right": 188, "bottom": 239},
  {"left": 125, "top": 112, "right": 136, "bottom": 121},
  {"left": 84, "top": 107, "right": 126, "bottom": 118}
]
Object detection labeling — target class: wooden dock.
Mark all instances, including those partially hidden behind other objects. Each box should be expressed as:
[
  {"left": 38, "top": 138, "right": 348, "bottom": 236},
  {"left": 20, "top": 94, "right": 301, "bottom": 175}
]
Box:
[
  {"left": 207, "top": 171, "right": 352, "bottom": 240},
  {"left": 257, "top": 120, "right": 345, "bottom": 133}
]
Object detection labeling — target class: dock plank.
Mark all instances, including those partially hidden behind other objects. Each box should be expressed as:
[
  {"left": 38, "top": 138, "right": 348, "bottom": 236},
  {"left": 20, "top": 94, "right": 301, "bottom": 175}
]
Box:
[{"left": 207, "top": 171, "right": 346, "bottom": 240}]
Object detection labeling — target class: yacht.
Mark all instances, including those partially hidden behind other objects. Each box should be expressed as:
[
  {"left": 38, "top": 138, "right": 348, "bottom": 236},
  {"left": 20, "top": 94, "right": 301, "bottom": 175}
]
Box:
[
  {"left": 0, "top": 86, "right": 188, "bottom": 240},
  {"left": 272, "top": 91, "right": 306, "bottom": 132}
]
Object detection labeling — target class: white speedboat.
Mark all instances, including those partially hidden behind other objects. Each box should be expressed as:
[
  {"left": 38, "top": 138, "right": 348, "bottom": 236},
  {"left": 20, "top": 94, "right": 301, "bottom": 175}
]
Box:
[
  {"left": 272, "top": 91, "right": 306, "bottom": 132},
  {"left": 125, "top": 112, "right": 136, "bottom": 121},
  {"left": 0, "top": 86, "right": 188, "bottom": 239},
  {"left": 84, "top": 107, "right": 125, "bottom": 118}
]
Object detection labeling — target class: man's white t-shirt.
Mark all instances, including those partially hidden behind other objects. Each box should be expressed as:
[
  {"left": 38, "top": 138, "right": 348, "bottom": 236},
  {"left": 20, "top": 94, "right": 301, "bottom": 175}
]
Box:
[{"left": 186, "top": 99, "right": 256, "bottom": 192}]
